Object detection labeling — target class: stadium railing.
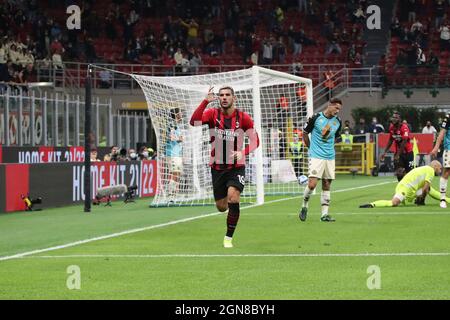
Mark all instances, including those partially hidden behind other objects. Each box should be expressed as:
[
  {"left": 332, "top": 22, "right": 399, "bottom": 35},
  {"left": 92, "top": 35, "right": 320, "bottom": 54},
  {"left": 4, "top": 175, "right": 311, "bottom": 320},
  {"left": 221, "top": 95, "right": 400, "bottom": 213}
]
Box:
[
  {"left": 0, "top": 86, "right": 148, "bottom": 149},
  {"left": 335, "top": 142, "right": 376, "bottom": 175},
  {"left": 34, "top": 60, "right": 383, "bottom": 93},
  {"left": 313, "top": 67, "right": 383, "bottom": 112}
]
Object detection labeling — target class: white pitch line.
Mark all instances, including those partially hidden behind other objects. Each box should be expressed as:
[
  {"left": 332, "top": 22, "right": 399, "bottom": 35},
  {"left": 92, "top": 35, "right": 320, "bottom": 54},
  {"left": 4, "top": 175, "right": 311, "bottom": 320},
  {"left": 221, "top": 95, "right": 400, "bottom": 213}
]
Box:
[
  {"left": 0, "top": 180, "right": 394, "bottom": 262},
  {"left": 335, "top": 212, "right": 450, "bottom": 215},
  {"left": 245, "top": 211, "right": 450, "bottom": 216},
  {"left": 26, "top": 252, "right": 450, "bottom": 259}
]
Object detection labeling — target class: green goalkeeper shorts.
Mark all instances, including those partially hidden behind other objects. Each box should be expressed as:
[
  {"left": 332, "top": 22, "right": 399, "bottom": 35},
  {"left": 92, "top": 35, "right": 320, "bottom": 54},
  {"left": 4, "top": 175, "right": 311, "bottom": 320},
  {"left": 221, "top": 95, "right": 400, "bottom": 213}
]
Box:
[{"left": 394, "top": 183, "right": 416, "bottom": 203}]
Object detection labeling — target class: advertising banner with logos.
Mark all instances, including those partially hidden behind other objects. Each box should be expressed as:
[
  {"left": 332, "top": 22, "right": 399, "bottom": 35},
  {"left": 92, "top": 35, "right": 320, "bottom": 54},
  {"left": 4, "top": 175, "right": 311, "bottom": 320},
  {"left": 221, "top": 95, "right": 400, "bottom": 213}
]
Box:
[
  {"left": 0, "top": 160, "right": 157, "bottom": 212},
  {"left": 0, "top": 146, "right": 111, "bottom": 163}
]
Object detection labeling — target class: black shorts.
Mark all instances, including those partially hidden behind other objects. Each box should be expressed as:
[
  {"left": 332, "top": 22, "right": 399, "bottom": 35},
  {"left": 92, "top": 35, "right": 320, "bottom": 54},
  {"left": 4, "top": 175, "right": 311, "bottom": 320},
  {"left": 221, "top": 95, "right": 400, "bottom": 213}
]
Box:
[
  {"left": 395, "top": 152, "right": 414, "bottom": 173},
  {"left": 211, "top": 166, "right": 246, "bottom": 201}
]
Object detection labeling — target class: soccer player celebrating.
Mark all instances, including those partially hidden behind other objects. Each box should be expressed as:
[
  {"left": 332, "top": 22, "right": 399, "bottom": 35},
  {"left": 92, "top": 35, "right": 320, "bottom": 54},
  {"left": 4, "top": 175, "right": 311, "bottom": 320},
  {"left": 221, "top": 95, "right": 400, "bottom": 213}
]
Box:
[
  {"left": 300, "top": 98, "right": 343, "bottom": 222},
  {"left": 359, "top": 161, "right": 446, "bottom": 208},
  {"left": 190, "top": 86, "right": 260, "bottom": 248},
  {"left": 380, "top": 111, "right": 414, "bottom": 182},
  {"left": 430, "top": 114, "right": 450, "bottom": 208}
]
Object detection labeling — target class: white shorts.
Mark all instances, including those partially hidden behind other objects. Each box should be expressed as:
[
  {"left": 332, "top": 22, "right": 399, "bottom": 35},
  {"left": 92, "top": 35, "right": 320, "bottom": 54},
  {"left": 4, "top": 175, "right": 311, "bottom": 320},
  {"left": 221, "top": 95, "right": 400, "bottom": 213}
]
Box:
[
  {"left": 443, "top": 150, "right": 450, "bottom": 168},
  {"left": 168, "top": 157, "right": 183, "bottom": 173},
  {"left": 308, "top": 158, "right": 335, "bottom": 180}
]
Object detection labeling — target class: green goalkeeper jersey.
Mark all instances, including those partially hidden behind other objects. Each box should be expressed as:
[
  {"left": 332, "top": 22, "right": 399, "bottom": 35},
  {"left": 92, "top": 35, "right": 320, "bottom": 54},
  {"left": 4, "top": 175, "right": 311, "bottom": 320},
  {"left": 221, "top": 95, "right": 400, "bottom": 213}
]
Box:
[{"left": 399, "top": 166, "right": 435, "bottom": 192}]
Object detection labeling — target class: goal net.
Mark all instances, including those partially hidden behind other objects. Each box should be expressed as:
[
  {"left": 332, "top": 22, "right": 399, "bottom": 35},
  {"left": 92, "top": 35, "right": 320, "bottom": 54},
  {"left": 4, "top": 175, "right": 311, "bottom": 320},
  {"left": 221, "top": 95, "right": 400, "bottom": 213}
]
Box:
[{"left": 132, "top": 66, "right": 313, "bottom": 207}]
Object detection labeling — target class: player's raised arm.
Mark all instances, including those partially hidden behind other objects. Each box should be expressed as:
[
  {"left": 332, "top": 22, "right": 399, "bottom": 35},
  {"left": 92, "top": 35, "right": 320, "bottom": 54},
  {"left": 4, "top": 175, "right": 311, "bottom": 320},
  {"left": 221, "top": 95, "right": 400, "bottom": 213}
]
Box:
[{"left": 189, "top": 86, "right": 218, "bottom": 126}]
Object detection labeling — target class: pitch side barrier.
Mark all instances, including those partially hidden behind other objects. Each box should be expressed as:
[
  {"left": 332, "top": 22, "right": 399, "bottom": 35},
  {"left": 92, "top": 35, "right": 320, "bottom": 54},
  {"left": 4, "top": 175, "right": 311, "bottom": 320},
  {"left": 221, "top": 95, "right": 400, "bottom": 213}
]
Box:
[
  {"left": 0, "top": 160, "right": 157, "bottom": 212},
  {"left": 0, "top": 146, "right": 111, "bottom": 164}
]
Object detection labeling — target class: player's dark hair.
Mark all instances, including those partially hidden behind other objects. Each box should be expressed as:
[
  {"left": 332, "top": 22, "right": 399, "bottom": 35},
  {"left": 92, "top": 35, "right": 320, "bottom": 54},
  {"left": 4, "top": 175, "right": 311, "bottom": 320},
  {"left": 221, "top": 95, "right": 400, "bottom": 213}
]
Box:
[
  {"left": 219, "top": 86, "right": 235, "bottom": 96},
  {"left": 330, "top": 98, "right": 342, "bottom": 105}
]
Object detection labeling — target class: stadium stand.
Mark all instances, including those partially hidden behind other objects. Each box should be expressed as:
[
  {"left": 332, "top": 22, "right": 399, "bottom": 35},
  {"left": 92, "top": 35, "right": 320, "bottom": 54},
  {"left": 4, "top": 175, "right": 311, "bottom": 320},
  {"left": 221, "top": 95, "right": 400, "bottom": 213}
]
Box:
[
  {"left": 0, "top": 0, "right": 374, "bottom": 88},
  {"left": 384, "top": 0, "right": 450, "bottom": 88}
]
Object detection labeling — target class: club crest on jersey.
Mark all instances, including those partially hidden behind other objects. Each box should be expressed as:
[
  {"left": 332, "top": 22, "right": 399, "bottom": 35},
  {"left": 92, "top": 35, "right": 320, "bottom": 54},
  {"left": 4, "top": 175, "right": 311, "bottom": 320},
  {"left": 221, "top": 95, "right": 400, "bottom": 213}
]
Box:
[{"left": 321, "top": 124, "right": 331, "bottom": 139}]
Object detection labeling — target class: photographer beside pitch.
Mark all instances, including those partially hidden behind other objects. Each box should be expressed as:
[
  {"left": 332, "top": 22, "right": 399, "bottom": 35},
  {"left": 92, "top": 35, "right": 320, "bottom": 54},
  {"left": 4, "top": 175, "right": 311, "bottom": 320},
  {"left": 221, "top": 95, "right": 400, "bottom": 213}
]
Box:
[
  {"left": 190, "top": 86, "right": 260, "bottom": 248},
  {"left": 300, "top": 98, "right": 343, "bottom": 222}
]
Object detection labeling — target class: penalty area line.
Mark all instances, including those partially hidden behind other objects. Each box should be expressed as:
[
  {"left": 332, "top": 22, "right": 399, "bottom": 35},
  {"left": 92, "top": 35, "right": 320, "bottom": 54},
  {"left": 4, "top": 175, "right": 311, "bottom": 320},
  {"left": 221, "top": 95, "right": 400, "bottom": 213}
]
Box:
[{"left": 0, "top": 180, "right": 393, "bottom": 262}]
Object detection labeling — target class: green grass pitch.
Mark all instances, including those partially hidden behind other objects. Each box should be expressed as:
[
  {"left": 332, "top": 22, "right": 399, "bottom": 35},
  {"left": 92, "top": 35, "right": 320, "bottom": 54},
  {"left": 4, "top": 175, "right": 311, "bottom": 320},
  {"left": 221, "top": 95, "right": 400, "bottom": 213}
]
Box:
[{"left": 1, "top": 175, "right": 450, "bottom": 299}]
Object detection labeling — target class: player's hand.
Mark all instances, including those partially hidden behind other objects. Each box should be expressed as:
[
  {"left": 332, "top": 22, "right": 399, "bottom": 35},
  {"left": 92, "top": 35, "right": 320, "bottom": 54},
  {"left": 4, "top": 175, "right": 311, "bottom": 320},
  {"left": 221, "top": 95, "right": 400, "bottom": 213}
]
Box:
[
  {"left": 394, "top": 153, "right": 400, "bottom": 161},
  {"left": 231, "top": 151, "right": 243, "bottom": 161},
  {"left": 380, "top": 153, "right": 386, "bottom": 161},
  {"left": 205, "top": 86, "right": 218, "bottom": 103},
  {"left": 430, "top": 148, "right": 438, "bottom": 158}
]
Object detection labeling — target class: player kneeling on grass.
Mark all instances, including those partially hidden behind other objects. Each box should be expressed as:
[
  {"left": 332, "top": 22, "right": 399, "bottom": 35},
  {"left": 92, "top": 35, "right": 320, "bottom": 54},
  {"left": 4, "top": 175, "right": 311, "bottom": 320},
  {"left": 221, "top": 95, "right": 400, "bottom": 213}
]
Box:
[
  {"left": 190, "top": 85, "right": 260, "bottom": 248},
  {"left": 359, "top": 161, "right": 449, "bottom": 208}
]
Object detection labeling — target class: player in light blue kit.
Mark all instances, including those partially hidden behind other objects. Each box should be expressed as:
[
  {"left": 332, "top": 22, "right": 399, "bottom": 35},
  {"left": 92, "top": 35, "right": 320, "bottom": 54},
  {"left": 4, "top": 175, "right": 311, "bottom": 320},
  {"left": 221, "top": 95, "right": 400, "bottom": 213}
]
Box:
[
  {"left": 300, "top": 98, "right": 343, "bottom": 222},
  {"left": 431, "top": 113, "right": 450, "bottom": 209},
  {"left": 166, "top": 108, "right": 184, "bottom": 199}
]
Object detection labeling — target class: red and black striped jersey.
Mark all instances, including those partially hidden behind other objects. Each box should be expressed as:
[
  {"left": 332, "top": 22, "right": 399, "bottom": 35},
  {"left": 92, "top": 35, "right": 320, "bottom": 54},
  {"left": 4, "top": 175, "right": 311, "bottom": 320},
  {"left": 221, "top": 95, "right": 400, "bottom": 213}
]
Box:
[
  {"left": 190, "top": 99, "right": 260, "bottom": 170},
  {"left": 388, "top": 123, "right": 413, "bottom": 154}
]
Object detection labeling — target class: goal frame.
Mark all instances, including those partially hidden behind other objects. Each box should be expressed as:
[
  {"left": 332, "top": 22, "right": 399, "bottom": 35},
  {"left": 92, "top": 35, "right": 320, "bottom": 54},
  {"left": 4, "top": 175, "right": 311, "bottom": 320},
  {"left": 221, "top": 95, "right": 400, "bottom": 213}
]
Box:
[{"left": 251, "top": 66, "right": 313, "bottom": 205}]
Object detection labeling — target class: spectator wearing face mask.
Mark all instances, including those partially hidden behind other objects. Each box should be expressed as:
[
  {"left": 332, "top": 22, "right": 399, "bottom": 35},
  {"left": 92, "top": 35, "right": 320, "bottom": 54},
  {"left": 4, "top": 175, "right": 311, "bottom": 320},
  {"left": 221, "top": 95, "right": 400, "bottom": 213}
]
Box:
[
  {"left": 339, "top": 127, "right": 353, "bottom": 167},
  {"left": 138, "top": 146, "right": 149, "bottom": 160},
  {"left": 354, "top": 118, "right": 370, "bottom": 135},
  {"left": 369, "top": 117, "right": 385, "bottom": 134},
  {"left": 343, "top": 120, "right": 353, "bottom": 133},
  {"left": 128, "top": 148, "right": 138, "bottom": 161}
]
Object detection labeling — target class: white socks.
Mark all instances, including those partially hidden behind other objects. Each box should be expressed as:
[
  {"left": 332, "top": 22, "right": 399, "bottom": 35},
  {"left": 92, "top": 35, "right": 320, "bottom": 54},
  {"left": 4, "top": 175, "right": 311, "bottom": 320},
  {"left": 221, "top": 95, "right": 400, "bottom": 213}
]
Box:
[
  {"left": 302, "top": 186, "right": 313, "bottom": 208},
  {"left": 168, "top": 179, "right": 177, "bottom": 196},
  {"left": 302, "top": 187, "right": 332, "bottom": 216},
  {"left": 321, "top": 191, "right": 331, "bottom": 217},
  {"left": 440, "top": 177, "right": 448, "bottom": 200}
]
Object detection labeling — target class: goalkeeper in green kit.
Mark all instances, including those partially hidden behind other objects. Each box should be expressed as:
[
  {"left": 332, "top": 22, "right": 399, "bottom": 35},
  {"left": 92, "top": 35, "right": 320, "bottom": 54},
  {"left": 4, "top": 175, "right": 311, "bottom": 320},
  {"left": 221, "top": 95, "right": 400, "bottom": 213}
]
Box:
[{"left": 360, "top": 161, "right": 450, "bottom": 208}]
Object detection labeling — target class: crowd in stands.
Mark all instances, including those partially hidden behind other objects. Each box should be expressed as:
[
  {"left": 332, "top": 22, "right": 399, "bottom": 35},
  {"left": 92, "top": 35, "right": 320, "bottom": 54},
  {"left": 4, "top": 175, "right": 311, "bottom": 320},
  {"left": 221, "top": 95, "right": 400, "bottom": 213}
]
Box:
[
  {"left": 343, "top": 117, "right": 437, "bottom": 140},
  {"left": 0, "top": 1, "right": 43, "bottom": 87},
  {"left": 91, "top": 145, "right": 157, "bottom": 162},
  {"left": 152, "top": 0, "right": 369, "bottom": 73},
  {"left": 0, "top": 0, "right": 372, "bottom": 82},
  {"left": 388, "top": 0, "right": 450, "bottom": 77}
]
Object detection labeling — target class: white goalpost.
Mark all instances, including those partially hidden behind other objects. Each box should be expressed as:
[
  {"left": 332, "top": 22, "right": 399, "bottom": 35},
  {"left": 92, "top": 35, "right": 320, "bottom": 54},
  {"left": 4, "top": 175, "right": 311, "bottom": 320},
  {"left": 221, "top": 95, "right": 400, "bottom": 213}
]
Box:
[{"left": 131, "top": 66, "right": 313, "bottom": 207}]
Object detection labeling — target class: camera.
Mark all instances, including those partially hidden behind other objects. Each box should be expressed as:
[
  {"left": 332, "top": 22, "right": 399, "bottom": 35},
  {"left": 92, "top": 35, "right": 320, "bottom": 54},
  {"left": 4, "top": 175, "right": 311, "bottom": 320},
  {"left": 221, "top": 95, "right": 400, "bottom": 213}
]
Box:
[
  {"left": 21, "top": 194, "right": 42, "bottom": 211},
  {"left": 124, "top": 185, "right": 138, "bottom": 203}
]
